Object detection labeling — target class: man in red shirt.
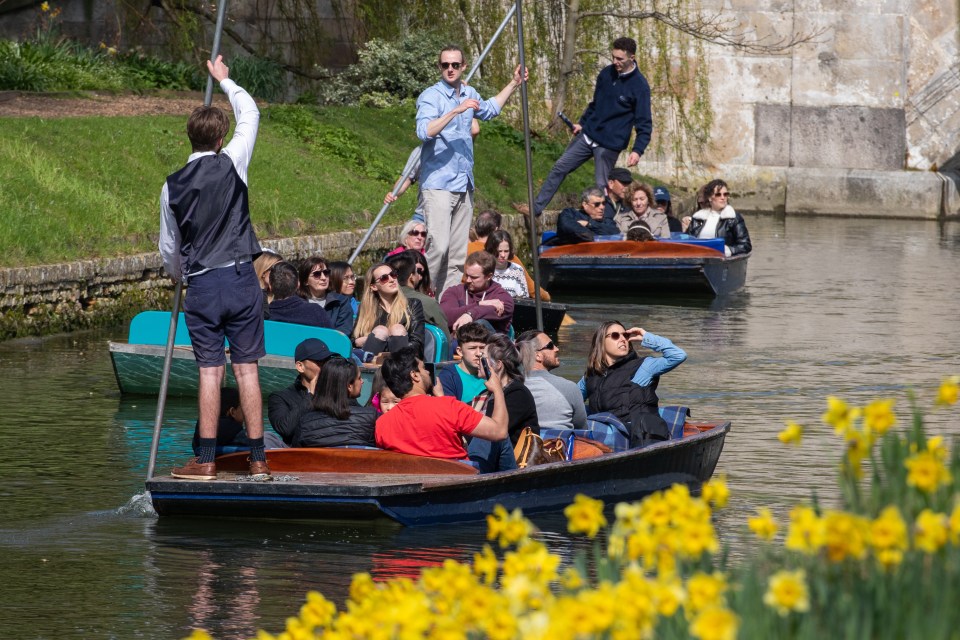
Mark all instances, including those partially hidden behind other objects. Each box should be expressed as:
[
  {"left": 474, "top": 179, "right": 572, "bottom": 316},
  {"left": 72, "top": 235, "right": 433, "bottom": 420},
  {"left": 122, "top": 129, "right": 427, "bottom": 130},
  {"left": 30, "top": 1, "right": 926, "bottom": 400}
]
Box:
[{"left": 375, "top": 346, "right": 507, "bottom": 460}]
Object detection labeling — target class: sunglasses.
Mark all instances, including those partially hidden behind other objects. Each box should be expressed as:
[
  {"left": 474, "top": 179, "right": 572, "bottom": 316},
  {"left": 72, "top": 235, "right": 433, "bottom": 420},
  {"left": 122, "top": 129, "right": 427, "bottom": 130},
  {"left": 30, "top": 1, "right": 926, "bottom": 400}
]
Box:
[
  {"left": 586, "top": 200, "right": 605, "bottom": 207},
  {"left": 310, "top": 268, "right": 331, "bottom": 279},
  {"left": 536, "top": 340, "right": 557, "bottom": 352},
  {"left": 408, "top": 230, "right": 428, "bottom": 238},
  {"left": 439, "top": 61, "right": 463, "bottom": 70},
  {"left": 605, "top": 331, "right": 630, "bottom": 341},
  {"left": 374, "top": 270, "right": 399, "bottom": 284},
  {"left": 712, "top": 191, "right": 731, "bottom": 198}
]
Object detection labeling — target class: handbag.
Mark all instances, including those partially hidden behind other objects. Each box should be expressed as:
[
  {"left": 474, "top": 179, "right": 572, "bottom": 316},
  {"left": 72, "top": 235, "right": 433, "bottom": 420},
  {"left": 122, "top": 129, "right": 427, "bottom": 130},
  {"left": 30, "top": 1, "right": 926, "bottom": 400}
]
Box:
[{"left": 513, "top": 427, "right": 565, "bottom": 469}]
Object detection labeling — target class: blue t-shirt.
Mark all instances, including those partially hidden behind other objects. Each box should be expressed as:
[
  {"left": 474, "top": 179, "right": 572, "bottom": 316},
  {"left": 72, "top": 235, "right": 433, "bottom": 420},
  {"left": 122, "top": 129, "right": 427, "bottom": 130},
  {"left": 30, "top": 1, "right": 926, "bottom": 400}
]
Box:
[{"left": 457, "top": 366, "right": 487, "bottom": 403}]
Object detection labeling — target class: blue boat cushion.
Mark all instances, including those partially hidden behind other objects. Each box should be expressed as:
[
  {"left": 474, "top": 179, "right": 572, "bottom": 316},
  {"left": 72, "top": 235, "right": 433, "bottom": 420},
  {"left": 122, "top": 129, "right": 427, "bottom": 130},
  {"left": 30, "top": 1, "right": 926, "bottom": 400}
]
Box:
[
  {"left": 660, "top": 405, "right": 690, "bottom": 440},
  {"left": 542, "top": 406, "right": 690, "bottom": 452}
]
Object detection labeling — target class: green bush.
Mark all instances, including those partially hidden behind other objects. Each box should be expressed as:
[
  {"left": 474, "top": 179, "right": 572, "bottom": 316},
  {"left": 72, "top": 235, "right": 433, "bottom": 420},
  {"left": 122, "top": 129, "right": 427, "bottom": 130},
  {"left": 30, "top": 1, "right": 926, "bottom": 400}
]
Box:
[
  {"left": 229, "top": 54, "right": 285, "bottom": 102},
  {"left": 314, "top": 31, "right": 450, "bottom": 106}
]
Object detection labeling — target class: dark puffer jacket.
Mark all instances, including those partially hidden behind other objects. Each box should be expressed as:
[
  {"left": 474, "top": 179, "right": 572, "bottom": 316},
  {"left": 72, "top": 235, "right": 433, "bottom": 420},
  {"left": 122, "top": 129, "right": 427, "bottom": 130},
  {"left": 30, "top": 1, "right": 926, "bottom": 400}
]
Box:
[
  {"left": 583, "top": 351, "right": 669, "bottom": 447},
  {"left": 687, "top": 206, "right": 752, "bottom": 256},
  {"left": 294, "top": 405, "right": 377, "bottom": 448}
]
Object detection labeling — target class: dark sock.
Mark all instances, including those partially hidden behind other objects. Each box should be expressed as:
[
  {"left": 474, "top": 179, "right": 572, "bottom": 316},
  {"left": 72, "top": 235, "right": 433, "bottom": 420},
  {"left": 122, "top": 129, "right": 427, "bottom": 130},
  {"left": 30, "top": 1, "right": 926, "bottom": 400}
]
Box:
[
  {"left": 197, "top": 437, "right": 217, "bottom": 464},
  {"left": 248, "top": 437, "right": 266, "bottom": 463}
]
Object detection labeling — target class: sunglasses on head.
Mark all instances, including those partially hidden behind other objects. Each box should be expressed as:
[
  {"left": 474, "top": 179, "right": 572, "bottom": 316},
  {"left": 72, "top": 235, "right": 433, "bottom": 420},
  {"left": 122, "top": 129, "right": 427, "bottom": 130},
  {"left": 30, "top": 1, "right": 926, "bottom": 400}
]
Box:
[
  {"left": 408, "top": 230, "right": 428, "bottom": 238},
  {"left": 439, "top": 61, "right": 462, "bottom": 70},
  {"left": 374, "top": 270, "right": 399, "bottom": 284},
  {"left": 536, "top": 340, "right": 557, "bottom": 352},
  {"left": 310, "top": 268, "right": 331, "bottom": 278}
]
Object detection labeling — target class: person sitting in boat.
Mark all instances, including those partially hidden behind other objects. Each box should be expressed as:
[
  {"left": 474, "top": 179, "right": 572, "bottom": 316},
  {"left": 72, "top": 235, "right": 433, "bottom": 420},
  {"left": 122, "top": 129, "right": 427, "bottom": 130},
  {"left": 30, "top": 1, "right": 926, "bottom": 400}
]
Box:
[
  {"left": 267, "top": 262, "right": 334, "bottom": 329},
  {"left": 375, "top": 346, "right": 508, "bottom": 463},
  {"left": 466, "top": 209, "right": 501, "bottom": 256},
  {"left": 516, "top": 330, "right": 588, "bottom": 431},
  {"left": 603, "top": 167, "right": 634, "bottom": 220},
  {"left": 253, "top": 249, "right": 283, "bottom": 318},
  {"left": 652, "top": 186, "right": 683, "bottom": 233},
  {"left": 328, "top": 261, "right": 359, "bottom": 319},
  {"left": 485, "top": 229, "right": 529, "bottom": 298},
  {"left": 579, "top": 321, "right": 686, "bottom": 448},
  {"left": 439, "top": 251, "right": 515, "bottom": 334},
  {"left": 385, "top": 251, "right": 450, "bottom": 344},
  {"left": 437, "top": 321, "right": 492, "bottom": 402},
  {"left": 297, "top": 255, "right": 355, "bottom": 335},
  {"left": 555, "top": 186, "right": 620, "bottom": 245},
  {"left": 267, "top": 338, "right": 337, "bottom": 446},
  {"left": 625, "top": 220, "right": 656, "bottom": 242},
  {"left": 295, "top": 356, "right": 376, "bottom": 448},
  {"left": 190, "top": 387, "right": 248, "bottom": 454},
  {"left": 682, "top": 179, "right": 752, "bottom": 256},
  {"left": 409, "top": 250, "right": 435, "bottom": 298},
  {"left": 353, "top": 263, "right": 425, "bottom": 360},
  {"left": 620, "top": 182, "right": 672, "bottom": 239},
  {"left": 386, "top": 220, "right": 428, "bottom": 258},
  {"left": 482, "top": 334, "right": 539, "bottom": 448}
]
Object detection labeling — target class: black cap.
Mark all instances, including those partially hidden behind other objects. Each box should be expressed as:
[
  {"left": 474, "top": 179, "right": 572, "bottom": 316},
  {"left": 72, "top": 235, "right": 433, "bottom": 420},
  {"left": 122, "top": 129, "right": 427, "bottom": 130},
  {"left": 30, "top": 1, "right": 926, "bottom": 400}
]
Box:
[
  {"left": 294, "top": 338, "right": 333, "bottom": 363},
  {"left": 608, "top": 168, "right": 633, "bottom": 184}
]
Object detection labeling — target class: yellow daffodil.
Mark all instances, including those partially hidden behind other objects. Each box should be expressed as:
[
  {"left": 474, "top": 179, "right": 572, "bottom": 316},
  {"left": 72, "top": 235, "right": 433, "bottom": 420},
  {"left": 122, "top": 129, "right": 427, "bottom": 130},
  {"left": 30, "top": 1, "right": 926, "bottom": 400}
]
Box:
[
  {"left": 778, "top": 420, "right": 803, "bottom": 445},
  {"left": 863, "top": 398, "right": 896, "bottom": 436},
  {"left": 936, "top": 375, "right": 960, "bottom": 406},
  {"left": 822, "top": 510, "right": 869, "bottom": 562},
  {"left": 487, "top": 504, "right": 535, "bottom": 548},
  {"left": 702, "top": 475, "right": 730, "bottom": 509},
  {"left": 564, "top": 493, "right": 607, "bottom": 538},
  {"left": 40, "top": 1, "right": 50, "bottom": 11},
  {"left": 914, "top": 509, "right": 949, "bottom": 554},
  {"left": 763, "top": 569, "right": 810, "bottom": 616},
  {"left": 748, "top": 507, "right": 779, "bottom": 541},
  {"left": 869, "top": 506, "right": 909, "bottom": 568},
  {"left": 822, "top": 395, "right": 861, "bottom": 435},
  {"left": 905, "top": 442, "right": 952, "bottom": 494},
  {"left": 300, "top": 591, "right": 336, "bottom": 628},
  {"left": 685, "top": 571, "right": 728, "bottom": 613},
  {"left": 473, "top": 544, "right": 499, "bottom": 585},
  {"left": 559, "top": 566, "right": 584, "bottom": 590},
  {"left": 785, "top": 505, "right": 825, "bottom": 554},
  {"left": 690, "top": 606, "right": 739, "bottom": 640},
  {"left": 348, "top": 572, "right": 376, "bottom": 602}
]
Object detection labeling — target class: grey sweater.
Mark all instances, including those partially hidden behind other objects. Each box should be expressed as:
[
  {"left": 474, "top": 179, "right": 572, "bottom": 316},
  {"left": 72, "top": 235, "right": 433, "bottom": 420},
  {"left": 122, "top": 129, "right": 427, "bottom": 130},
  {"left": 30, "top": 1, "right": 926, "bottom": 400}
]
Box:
[{"left": 524, "top": 369, "right": 588, "bottom": 430}]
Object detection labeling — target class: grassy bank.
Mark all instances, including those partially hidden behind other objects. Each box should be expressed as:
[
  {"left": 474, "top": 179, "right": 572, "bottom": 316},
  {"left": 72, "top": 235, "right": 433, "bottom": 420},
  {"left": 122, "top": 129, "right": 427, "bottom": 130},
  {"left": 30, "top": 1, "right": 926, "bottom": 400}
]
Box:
[{"left": 0, "top": 101, "right": 613, "bottom": 268}]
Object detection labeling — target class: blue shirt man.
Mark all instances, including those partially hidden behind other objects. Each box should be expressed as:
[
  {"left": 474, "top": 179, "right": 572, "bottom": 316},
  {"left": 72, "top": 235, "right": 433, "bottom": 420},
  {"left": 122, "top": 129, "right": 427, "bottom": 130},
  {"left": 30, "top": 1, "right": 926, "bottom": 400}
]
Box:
[{"left": 415, "top": 45, "right": 527, "bottom": 294}]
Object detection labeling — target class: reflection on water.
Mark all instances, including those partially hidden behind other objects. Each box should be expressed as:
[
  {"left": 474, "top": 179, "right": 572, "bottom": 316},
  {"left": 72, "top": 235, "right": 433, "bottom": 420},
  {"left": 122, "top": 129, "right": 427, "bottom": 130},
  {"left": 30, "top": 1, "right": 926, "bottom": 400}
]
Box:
[{"left": 1, "top": 216, "right": 959, "bottom": 639}]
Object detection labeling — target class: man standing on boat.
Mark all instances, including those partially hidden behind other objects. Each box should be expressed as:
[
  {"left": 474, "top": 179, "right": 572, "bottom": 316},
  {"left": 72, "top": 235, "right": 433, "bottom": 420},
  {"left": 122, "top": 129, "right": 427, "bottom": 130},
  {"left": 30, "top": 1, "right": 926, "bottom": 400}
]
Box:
[
  {"left": 525, "top": 37, "right": 651, "bottom": 217},
  {"left": 416, "top": 45, "right": 527, "bottom": 294},
  {"left": 159, "top": 55, "right": 270, "bottom": 481}
]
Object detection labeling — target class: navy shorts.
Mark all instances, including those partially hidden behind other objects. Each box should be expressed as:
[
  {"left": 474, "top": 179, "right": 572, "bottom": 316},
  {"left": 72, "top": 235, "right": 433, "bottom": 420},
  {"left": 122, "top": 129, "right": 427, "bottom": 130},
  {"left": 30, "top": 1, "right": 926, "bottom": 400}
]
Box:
[{"left": 183, "top": 262, "right": 266, "bottom": 367}]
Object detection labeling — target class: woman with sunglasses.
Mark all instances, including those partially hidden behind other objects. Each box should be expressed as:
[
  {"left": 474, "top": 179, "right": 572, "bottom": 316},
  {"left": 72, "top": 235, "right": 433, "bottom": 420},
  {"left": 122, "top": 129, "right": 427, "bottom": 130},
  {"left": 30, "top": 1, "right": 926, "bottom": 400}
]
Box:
[
  {"left": 353, "top": 263, "right": 425, "bottom": 359},
  {"left": 580, "top": 321, "right": 686, "bottom": 448},
  {"left": 682, "top": 179, "right": 752, "bottom": 256},
  {"left": 386, "top": 220, "right": 428, "bottom": 258},
  {"left": 328, "top": 261, "right": 360, "bottom": 319},
  {"left": 297, "top": 256, "right": 355, "bottom": 336},
  {"left": 295, "top": 356, "right": 376, "bottom": 448}
]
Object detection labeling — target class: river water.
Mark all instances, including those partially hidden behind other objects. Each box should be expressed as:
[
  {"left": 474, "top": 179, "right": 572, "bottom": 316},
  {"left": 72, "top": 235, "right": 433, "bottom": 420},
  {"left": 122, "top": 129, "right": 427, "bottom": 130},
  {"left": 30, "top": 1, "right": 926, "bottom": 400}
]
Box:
[{"left": 2, "top": 215, "right": 959, "bottom": 639}]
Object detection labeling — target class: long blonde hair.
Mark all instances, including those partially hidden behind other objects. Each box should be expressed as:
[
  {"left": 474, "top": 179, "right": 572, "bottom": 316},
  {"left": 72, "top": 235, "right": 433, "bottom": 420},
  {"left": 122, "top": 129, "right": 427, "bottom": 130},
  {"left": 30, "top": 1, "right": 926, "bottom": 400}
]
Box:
[{"left": 353, "top": 263, "right": 412, "bottom": 339}]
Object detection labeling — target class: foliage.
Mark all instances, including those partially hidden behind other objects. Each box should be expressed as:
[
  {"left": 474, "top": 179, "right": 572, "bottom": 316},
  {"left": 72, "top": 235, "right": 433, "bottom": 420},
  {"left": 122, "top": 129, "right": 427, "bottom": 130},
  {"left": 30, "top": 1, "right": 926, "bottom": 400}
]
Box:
[
  {"left": 311, "top": 31, "right": 452, "bottom": 106},
  {"left": 184, "top": 379, "right": 960, "bottom": 639},
  {"left": 229, "top": 55, "right": 286, "bottom": 102}
]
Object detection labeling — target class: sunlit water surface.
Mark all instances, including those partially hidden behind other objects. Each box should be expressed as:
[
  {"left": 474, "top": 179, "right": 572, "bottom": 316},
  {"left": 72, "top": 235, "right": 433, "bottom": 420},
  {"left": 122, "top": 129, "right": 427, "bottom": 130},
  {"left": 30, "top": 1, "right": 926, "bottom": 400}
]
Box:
[{"left": 2, "top": 216, "right": 959, "bottom": 638}]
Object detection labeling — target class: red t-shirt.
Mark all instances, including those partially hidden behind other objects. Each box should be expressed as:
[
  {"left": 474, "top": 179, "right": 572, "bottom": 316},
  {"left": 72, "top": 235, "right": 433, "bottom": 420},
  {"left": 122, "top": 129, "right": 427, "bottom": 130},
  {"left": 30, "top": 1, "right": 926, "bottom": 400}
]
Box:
[{"left": 375, "top": 395, "right": 483, "bottom": 459}]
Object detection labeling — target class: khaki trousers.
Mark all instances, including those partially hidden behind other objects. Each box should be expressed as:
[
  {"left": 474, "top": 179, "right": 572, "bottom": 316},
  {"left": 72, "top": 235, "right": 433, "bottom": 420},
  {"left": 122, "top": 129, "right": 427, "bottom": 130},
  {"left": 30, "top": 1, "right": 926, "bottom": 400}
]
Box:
[{"left": 422, "top": 189, "right": 473, "bottom": 295}]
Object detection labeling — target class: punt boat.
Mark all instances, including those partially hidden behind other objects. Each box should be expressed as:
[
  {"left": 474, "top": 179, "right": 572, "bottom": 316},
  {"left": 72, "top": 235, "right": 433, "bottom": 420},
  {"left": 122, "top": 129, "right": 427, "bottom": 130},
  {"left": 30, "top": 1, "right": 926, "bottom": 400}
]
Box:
[
  {"left": 146, "top": 420, "right": 729, "bottom": 526},
  {"left": 538, "top": 235, "right": 749, "bottom": 297}
]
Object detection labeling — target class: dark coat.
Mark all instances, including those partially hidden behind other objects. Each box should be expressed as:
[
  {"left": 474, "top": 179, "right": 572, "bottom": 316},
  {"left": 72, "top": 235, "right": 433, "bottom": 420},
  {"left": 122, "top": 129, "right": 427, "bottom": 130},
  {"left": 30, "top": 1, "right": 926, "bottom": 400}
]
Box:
[
  {"left": 268, "top": 296, "right": 333, "bottom": 328},
  {"left": 308, "top": 292, "right": 354, "bottom": 335},
  {"left": 687, "top": 207, "right": 752, "bottom": 256},
  {"left": 267, "top": 377, "right": 312, "bottom": 445},
  {"left": 295, "top": 405, "right": 377, "bottom": 448},
  {"left": 556, "top": 207, "right": 620, "bottom": 245},
  {"left": 583, "top": 352, "right": 669, "bottom": 447}
]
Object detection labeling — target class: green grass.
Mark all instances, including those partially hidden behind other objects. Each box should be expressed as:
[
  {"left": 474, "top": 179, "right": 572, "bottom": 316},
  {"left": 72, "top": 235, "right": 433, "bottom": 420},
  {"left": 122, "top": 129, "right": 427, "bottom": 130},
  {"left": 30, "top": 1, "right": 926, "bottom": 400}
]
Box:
[{"left": 0, "top": 102, "right": 617, "bottom": 267}]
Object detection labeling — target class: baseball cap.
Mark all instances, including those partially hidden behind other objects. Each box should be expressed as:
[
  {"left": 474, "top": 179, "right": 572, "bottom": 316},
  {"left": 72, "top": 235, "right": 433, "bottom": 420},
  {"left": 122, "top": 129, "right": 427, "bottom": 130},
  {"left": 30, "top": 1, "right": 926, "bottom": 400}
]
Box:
[
  {"left": 294, "top": 338, "right": 333, "bottom": 363},
  {"left": 608, "top": 168, "right": 634, "bottom": 184},
  {"left": 653, "top": 186, "right": 671, "bottom": 202}
]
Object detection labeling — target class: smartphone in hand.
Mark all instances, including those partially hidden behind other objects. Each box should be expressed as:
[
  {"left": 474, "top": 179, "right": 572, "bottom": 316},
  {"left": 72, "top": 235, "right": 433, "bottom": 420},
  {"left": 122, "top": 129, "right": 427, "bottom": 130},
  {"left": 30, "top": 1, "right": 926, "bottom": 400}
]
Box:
[{"left": 480, "top": 357, "right": 492, "bottom": 380}]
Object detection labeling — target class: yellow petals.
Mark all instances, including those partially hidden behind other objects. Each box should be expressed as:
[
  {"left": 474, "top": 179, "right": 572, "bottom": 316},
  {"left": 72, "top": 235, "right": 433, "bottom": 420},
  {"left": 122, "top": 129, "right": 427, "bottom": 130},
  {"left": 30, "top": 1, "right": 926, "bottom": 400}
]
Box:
[
  {"left": 748, "top": 507, "right": 779, "bottom": 541},
  {"left": 822, "top": 395, "right": 861, "bottom": 435},
  {"left": 690, "top": 606, "right": 739, "bottom": 640},
  {"left": 949, "top": 503, "right": 960, "bottom": 546},
  {"left": 40, "top": 1, "right": 50, "bottom": 11},
  {"left": 785, "top": 505, "right": 825, "bottom": 555},
  {"left": 487, "top": 504, "right": 535, "bottom": 548},
  {"left": 822, "top": 510, "right": 869, "bottom": 562},
  {"left": 914, "top": 509, "right": 949, "bottom": 554},
  {"left": 869, "top": 506, "right": 909, "bottom": 568},
  {"left": 564, "top": 493, "right": 607, "bottom": 538},
  {"left": 863, "top": 399, "right": 896, "bottom": 436},
  {"left": 778, "top": 420, "right": 803, "bottom": 445},
  {"left": 905, "top": 440, "right": 952, "bottom": 494},
  {"left": 936, "top": 375, "right": 960, "bottom": 406},
  {"left": 763, "top": 569, "right": 810, "bottom": 616},
  {"left": 702, "top": 475, "right": 730, "bottom": 509},
  {"left": 685, "top": 571, "right": 728, "bottom": 614},
  {"left": 473, "top": 544, "right": 499, "bottom": 585}
]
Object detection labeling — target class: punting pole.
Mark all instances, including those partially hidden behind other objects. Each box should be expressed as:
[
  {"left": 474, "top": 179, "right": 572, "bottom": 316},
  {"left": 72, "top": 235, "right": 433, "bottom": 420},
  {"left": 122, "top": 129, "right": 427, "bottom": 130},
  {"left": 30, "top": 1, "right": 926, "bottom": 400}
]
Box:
[
  {"left": 513, "top": 0, "right": 543, "bottom": 331},
  {"left": 347, "top": 4, "right": 519, "bottom": 265},
  {"left": 146, "top": 0, "right": 230, "bottom": 483}
]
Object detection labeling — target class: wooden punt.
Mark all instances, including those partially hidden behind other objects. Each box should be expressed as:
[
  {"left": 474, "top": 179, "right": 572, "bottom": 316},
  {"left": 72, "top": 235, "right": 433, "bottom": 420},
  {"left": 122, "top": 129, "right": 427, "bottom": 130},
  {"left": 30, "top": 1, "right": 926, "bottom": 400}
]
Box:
[
  {"left": 510, "top": 298, "right": 569, "bottom": 337},
  {"left": 538, "top": 239, "right": 749, "bottom": 296},
  {"left": 146, "top": 420, "right": 729, "bottom": 527}
]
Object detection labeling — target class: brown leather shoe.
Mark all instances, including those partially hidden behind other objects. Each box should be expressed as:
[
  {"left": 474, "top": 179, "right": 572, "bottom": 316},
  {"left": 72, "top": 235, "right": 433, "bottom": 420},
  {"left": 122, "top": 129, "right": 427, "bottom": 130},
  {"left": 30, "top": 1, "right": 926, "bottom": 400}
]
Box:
[
  {"left": 512, "top": 202, "right": 531, "bottom": 216},
  {"left": 248, "top": 459, "right": 272, "bottom": 481},
  {"left": 171, "top": 457, "right": 217, "bottom": 481}
]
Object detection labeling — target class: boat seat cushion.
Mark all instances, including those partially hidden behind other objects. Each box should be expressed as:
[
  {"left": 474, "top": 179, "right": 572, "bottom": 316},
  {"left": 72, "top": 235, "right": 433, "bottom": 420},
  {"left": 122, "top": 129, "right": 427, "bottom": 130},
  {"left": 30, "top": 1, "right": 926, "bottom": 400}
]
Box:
[{"left": 542, "top": 405, "right": 690, "bottom": 451}]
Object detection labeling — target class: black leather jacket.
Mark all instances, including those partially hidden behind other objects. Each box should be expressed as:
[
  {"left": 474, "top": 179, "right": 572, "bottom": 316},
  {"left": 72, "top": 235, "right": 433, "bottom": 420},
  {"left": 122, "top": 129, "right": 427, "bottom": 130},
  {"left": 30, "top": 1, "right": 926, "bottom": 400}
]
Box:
[
  {"left": 294, "top": 405, "right": 377, "bottom": 448},
  {"left": 688, "top": 207, "right": 752, "bottom": 256}
]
